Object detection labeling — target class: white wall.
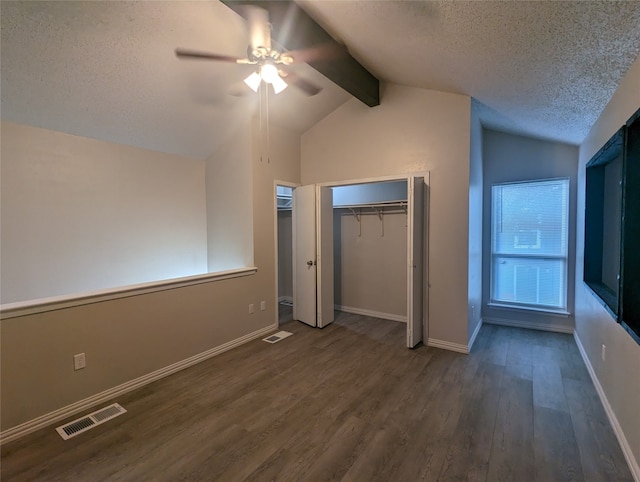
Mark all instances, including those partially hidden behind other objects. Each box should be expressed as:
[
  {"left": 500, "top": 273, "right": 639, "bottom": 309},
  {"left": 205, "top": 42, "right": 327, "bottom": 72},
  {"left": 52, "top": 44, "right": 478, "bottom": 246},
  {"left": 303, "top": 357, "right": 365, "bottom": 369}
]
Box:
[
  {"left": 250, "top": 115, "right": 302, "bottom": 310},
  {"left": 0, "top": 118, "right": 302, "bottom": 433},
  {"left": 0, "top": 122, "right": 208, "bottom": 304},
  {"left": 482, "top": 129, "right": 579, "bottom": 332},
  {"left": 468, "top": 100, "right": 483, "bottom": 344},
  {"left": 576, "top": 55, "right": 640, "bottom": 477},
  {"left": 302, "top": 83, "right": 472, "bottom": 347},
  {"left": 206, "top": 125, "right": 254, "bottom": 271}
]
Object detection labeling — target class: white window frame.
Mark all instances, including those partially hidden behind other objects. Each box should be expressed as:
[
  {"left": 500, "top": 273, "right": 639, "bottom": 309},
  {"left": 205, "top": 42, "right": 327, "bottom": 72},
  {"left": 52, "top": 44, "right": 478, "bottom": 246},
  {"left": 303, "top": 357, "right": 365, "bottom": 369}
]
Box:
[{"left": 490, "top": 178, "right": 570, "bottom": 314}]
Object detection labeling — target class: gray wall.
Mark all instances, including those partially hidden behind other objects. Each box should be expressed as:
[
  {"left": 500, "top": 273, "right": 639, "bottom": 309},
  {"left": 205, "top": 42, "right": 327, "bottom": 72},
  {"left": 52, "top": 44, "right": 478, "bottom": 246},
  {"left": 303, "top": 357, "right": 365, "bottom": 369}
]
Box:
[
  {"left": 334, "top": 208, "right": 407, "bottom": 319},
  {"left": 277, "top": 210, "right": 293, "bottom": 301},
  {"left": 575, "top": 55, "right": 640, "bottom": 476},
  {"left": 468, "top": 100, "right": 484, "bottom": 344},
  {"left": 333, "top": 181, "right": 407, "bottom": 206},
  {"left": 482, "top": 128, "right": 579, "bottom": 331}
]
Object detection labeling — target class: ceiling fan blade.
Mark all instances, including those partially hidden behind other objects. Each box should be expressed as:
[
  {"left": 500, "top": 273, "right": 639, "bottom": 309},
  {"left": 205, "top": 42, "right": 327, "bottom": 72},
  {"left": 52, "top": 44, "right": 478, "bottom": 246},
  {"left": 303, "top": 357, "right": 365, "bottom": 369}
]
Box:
[
  {"left": 280, "top": 68, "right": 322, "bottom": 96},
  {"left": 175, "top": 48, "right": 244, "bottom": 63},
  {"left": 283, "top": 43, "right": 348, "bottom": 64}
]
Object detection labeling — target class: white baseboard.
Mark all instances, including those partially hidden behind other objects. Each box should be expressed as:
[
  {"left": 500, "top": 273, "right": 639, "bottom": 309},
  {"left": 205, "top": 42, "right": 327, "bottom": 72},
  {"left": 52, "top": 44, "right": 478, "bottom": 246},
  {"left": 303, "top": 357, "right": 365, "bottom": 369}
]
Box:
[
  {"left": 0, "top": 323, "right": 278, "bottom": 446},
  {"left": 468, "top": 318, "right": 483, "bottom": 351},
  {"left": 427, "top": 338, "right": 469, "bottom": 354},
  {"left": 483, "top": 316, "right": 574, "bottom": 334},
  {"left": 573, "top": 332, "right": 640, "bottom": 482},
  {"left": 429, "top": 319, "right": 482, "bottom": 355},
  {"left": 336, "top": 305, "right": 407, "bottom": 323}
]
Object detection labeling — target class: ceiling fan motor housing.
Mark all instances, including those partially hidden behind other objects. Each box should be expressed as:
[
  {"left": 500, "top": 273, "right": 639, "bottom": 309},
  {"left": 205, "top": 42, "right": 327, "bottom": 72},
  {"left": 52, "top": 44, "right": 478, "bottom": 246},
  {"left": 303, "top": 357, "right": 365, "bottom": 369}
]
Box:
[{"left": 247, "top": 5, "right": 271, "bottom": 51}]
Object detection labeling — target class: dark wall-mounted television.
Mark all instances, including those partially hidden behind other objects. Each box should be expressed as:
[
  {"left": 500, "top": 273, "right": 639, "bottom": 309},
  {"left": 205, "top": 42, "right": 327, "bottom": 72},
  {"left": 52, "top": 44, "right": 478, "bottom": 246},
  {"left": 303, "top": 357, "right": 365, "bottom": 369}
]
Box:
[{"left": 584, "top": 106, "right": 640, "bottom": 344}]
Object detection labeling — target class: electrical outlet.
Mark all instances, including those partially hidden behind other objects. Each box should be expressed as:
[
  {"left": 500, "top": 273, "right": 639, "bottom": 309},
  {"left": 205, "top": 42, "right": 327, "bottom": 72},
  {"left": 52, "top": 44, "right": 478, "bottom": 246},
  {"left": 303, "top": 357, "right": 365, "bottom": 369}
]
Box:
[
  {"left": 260, "top": 300, "right": 266, "bottom": 311},
  {"left": 601, "top": 344, "right": 606, "bottom": 361},
  {"left": 73, "top": 353, "right": 86, "bottom": 371},
  {"left": 249, "top": 303, "right": 254, "bottom": 314}
]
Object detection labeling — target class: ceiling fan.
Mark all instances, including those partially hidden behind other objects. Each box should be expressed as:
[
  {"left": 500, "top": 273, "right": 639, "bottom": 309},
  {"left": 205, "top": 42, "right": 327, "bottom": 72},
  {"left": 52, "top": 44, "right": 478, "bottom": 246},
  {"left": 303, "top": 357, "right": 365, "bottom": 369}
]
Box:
[{"left": 175, "top": 5, "right": 344, "bottom": 96}]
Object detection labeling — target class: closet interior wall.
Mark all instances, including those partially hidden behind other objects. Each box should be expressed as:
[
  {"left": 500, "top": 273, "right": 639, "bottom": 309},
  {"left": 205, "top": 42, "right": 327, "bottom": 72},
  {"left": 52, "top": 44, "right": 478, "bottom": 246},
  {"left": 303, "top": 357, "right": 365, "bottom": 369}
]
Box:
[
  {"left": 334, "top": 206, "right": 408, "bottom": 321},
  {"left": 277, "top": 209, "right": 293, "bottom": 304}
]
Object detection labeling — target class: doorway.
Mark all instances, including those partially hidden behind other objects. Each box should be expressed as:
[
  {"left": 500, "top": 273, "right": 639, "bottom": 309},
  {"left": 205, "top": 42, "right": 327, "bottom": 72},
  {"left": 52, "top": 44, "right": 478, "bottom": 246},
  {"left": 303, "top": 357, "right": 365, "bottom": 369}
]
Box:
[{"left": 274, "top": 174, "right": 428, "bottom": 347}]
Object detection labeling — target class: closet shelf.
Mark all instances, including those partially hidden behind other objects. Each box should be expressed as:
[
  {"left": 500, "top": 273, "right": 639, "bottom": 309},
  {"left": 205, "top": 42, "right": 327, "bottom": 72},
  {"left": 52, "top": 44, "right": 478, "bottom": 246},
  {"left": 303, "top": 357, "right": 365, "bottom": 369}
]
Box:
[
  {"left": 280, "top": 201, "right": 408, "bottom": 213},
  {"left": 333, "top": 200, "right": 407, "bottom": 210},
  {"left": 335, "top": 200, "right": 408, "bottom": 237}
]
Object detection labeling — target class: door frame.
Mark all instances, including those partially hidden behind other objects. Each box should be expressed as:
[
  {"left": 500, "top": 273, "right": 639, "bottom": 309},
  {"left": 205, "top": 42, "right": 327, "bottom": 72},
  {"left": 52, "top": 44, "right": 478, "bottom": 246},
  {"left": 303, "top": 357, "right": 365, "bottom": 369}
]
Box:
[
  {"left": 273, "top": 180, "right": 300, "bottom": 327},
  {"left": 407, "top": 176, "right": 428, "bottom": 347},
  {"left": 274, "top": 173, "right": 430, "bottom": 342}
]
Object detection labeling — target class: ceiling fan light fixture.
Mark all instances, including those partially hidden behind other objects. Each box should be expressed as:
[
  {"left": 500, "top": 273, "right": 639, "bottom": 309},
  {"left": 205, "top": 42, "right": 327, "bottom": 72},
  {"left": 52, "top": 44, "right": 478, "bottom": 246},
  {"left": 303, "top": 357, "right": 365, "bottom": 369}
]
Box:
[
  {"left": 271, "top": 75, "right": 288, "bottom": 94},
  {"left": 259, "top": 62, "right": 280, "bottom": 84},
  {"left": 243, "top": 71, "right": 261, "bottom": 92}
]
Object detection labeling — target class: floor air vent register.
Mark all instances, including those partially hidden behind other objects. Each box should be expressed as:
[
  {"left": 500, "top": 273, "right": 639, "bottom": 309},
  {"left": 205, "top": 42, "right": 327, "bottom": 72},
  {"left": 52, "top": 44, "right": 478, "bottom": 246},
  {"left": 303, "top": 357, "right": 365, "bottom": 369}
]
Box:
[
  {"left": 56, "top": 403, "right": 126, "bottom": 440},
  {"left": 262, "top": 331, "right": 293, "bottom": 344}
]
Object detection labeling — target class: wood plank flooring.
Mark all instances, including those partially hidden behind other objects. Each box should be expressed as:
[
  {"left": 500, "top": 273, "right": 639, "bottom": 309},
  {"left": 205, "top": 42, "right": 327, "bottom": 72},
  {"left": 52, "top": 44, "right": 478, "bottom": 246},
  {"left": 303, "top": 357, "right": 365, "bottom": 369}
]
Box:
[{"left": 1, "top": 310, "right": 633, "bottom": 481}]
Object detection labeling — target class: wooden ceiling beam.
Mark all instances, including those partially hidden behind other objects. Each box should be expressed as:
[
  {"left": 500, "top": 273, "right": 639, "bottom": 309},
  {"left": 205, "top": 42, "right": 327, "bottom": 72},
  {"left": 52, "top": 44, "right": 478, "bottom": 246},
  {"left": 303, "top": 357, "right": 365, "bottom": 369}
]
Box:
[{"left": 222, "top": 0, "right": 380, "bottom": 107}]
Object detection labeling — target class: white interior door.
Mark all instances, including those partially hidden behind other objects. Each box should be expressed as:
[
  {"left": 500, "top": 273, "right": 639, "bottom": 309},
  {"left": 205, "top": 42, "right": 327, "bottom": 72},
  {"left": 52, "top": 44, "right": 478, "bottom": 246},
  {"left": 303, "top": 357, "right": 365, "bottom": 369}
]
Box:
[
  {"left": 407, "top": 176, "right": 425, "bottom": 348},
  {"left": 293, "top": 185, "right": 317, "bottom": 326},
  {"left": 317, "top": 186, "right": 335, "bottom": 327}
]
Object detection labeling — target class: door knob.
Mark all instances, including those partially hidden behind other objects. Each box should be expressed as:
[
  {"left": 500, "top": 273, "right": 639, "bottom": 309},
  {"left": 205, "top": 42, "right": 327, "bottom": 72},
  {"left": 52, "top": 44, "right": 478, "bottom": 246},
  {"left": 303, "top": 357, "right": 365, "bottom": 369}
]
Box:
[{"left": 307, "top": 260, "right": 314, "bottom": 266}]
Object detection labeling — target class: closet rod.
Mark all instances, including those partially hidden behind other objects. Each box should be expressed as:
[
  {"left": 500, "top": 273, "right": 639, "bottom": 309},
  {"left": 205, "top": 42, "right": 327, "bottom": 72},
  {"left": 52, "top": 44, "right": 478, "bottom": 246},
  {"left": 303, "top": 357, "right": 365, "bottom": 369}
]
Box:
[{"left": 333, "top": 201, "right": 407, "bottom": 210}]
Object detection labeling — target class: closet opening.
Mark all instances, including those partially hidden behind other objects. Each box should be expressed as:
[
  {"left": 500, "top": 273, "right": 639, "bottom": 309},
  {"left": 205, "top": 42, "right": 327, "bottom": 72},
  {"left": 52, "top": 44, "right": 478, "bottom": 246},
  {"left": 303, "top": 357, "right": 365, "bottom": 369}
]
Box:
[
  {"left": 275, "top": 175, "right": 428, "bottom": 347},
  {"left": 332, "top": 180, "right": 409, "bottom": 324}
]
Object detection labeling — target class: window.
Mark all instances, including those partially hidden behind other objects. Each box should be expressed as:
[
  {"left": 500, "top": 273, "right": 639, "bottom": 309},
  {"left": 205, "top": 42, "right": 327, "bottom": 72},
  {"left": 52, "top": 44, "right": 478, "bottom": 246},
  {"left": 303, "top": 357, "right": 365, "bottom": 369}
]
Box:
[{"left": 491, "top": 178, "right": 569, "bottom": 311}]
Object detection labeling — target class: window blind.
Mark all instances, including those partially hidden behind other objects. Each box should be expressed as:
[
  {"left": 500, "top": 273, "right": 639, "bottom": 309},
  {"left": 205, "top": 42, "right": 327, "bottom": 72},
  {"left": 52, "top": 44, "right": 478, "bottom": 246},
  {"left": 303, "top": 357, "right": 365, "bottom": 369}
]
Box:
[{"left": 491, "top": 179, "right": 569, "bottom": 310}]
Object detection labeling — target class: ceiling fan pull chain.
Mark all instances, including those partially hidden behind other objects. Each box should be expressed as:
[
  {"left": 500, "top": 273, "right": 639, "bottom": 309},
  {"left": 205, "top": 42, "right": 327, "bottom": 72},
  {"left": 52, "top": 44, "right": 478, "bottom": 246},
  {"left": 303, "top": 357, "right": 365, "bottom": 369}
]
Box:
[
  {"left": 266, "top": 84, "right": 271, "bottom": 164},
  {"left": 259, "top": 82, "right": 263, "bottom": 163}
]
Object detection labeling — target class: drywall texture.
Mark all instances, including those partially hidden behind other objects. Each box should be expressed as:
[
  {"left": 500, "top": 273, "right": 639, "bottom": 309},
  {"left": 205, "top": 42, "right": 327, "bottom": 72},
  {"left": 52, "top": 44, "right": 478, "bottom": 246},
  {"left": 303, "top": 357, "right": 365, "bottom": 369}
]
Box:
[
  {"left": 1, "top": 274, "right": 262, "bottom": 430},
  {"left": 0, "top": 122, "right": 208, "bottom": 304},
  {"left": 468, "top": 100, "right": 484, "bottom": 343},
  {"left": 206, "top": 126, "right": 254, "bottom": 271},
  {"left": 482, "top": 129, "right": 579, "bottom": 331},
  {"left": 251, "top": 118, "right": 302, "bottom": 322},
  {"left": 0, "top": 119, "right": 302, "bottom": 431},
  {"left": 334, "top": 209, "right": 407, "bottom": 318},
  {"left": 302, "top": 83, "right": 471, "bottom": 346},
  {"left": 299, "top": 0, "right": 640, "bottom": 146},
  {"left": 576, "top": 55, "right": 640, "bottom": 475}
]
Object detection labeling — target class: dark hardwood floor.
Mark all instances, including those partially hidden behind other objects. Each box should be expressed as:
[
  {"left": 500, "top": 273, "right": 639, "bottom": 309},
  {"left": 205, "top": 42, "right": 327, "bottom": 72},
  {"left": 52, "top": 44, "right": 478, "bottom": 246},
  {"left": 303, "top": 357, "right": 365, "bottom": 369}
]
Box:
[{"left": 1, "top": 309, "right": 633, "bottom": 481}]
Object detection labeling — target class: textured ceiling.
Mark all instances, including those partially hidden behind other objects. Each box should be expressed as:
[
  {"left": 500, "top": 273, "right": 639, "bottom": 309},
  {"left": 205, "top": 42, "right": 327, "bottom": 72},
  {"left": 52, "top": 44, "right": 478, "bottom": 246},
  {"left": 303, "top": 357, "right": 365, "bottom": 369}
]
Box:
[
  {"left": 2, "top": 1, "right": 640, "bottom": 160},
  {"left": 300, "top": 0, "right": 640, "bottom": 145},
  {"left": 0, "top": 1, "right": 350, "bottom": 159}
]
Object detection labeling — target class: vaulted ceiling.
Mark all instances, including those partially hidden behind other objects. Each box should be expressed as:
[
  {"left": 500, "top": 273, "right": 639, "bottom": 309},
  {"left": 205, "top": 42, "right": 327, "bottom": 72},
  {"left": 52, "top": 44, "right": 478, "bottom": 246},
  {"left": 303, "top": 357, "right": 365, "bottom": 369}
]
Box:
[
  {"left": 2, "top": 1, "right": 640, "bottom": 160},
  {"left": 300, "top": 0, "right": 640, "bottom": 144}
]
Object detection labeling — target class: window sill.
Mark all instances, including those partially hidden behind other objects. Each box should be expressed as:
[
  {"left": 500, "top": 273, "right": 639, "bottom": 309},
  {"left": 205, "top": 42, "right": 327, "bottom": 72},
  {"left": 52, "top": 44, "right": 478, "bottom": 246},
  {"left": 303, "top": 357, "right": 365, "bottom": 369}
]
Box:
[
  {"left": 487, "top": 302, "right": 571, "bottom": 317},
  {"left": 0, "top": 267, "right": 258, "bottom": 320},
  {"left": 583, "top": 281, "right": 618, "bottom": 320}
]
